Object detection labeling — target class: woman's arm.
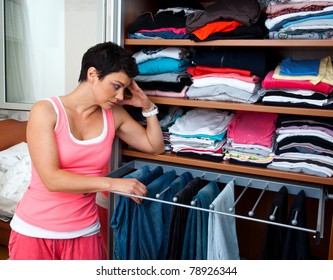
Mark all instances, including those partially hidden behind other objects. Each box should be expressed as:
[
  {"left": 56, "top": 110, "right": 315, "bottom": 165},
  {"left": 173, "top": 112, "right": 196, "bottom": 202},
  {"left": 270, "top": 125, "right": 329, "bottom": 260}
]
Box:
[
  {"left": 27, "top": 100, "right": 147, "bottom": 203},
  {"left": 115, "top": 79, "right": 165, "bottom": 155}
]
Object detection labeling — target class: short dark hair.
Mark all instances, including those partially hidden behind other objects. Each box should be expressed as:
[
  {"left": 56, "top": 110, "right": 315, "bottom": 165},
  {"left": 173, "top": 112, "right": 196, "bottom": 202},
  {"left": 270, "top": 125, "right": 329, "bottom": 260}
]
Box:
[{"left": 78, "top": 41, "right": 138, "bottom": 82}]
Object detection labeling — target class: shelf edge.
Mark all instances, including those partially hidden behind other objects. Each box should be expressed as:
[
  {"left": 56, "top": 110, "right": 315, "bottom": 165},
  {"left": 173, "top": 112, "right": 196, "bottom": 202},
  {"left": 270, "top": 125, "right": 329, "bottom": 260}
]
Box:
[{"left": 123, "top": 150, "right": 333, "bottom": 186}]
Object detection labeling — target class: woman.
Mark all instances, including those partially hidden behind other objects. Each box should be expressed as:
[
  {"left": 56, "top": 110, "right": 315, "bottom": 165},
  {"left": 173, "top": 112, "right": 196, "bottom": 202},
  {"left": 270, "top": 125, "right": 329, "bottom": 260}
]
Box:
[{"left": 8, "top": 41, "right": 165, "bottom": 260}]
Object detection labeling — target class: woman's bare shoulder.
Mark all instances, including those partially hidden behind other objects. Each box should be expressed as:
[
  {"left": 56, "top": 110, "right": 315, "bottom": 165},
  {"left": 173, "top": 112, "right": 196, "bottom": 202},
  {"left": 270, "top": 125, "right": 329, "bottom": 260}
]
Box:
[
  {"left": 29, "top": 99, "right": 57, "bottom": 124},
  {"left": 31, "top": 98, "right": 57, "bottom": 113}
]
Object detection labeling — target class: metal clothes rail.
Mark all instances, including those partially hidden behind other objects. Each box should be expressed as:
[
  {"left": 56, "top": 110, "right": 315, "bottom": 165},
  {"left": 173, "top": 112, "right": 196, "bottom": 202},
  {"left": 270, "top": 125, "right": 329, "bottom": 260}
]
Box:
[{"left": 107, "top": 159, "right": 329, "bottom": 256}]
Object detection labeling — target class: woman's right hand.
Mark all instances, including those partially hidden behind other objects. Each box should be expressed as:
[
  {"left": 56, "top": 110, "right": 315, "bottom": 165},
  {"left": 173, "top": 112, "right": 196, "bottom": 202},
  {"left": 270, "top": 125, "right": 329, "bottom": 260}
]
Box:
[{"left": 112, "top": 177, "right": 148, "bottom": 204}]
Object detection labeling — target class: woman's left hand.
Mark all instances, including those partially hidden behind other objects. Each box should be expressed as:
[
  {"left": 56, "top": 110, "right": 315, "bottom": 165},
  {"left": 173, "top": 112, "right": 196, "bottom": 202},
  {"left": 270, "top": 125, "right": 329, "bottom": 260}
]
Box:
[{"left": 118, "top": 79, "right": 153, "bottom": 110}]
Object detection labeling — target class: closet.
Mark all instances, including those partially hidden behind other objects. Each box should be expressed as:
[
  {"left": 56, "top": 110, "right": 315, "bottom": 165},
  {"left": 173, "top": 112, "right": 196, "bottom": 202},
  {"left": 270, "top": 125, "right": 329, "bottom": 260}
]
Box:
[{"left": 107, "top": 0, "right": 333, "bottom": 260}]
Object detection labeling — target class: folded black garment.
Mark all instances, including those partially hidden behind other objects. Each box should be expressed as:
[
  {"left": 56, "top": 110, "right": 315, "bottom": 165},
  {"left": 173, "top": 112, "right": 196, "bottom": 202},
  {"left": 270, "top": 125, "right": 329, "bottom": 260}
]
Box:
[
  {"left": 156, "top": 0, "right": 203, "bottom": 10},
  {"left": 176, "top": 151, "right": 224, "bottom": 163},
  {"left": 136, "top": 79, "right": 191, "bottom": 92},
  {"left": 262, "top": 101, "right": 333, "bottom": 109},
  {"left": 192, "top": 47, "right": 267, "bottom": 77},
  {"left": 127, "top": 10, "right": 186, "bottom": 33},
  {"left": 276, "top": 114, "right": 333, "bottom": 130}
]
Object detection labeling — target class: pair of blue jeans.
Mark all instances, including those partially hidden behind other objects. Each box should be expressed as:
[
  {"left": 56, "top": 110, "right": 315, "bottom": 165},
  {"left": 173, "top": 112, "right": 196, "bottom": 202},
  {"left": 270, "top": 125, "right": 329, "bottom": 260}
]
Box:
[
  {"left": 158, "top": 171, "right": 194, "bottom": 259},
  {"left": 136, "top": 170, "right": 177, "bottom": 259},
  {"left": 181, "top": 181, "right": 221, "bottom": 260},
  {"left": 110, "top": 166, "right": 163, "bottom": 260},
  {"left": 166, "top": 177, "right": 205, "bottom": 260},
  {"left": 207, "top": 180, "right": 240, "bottom": 260}
]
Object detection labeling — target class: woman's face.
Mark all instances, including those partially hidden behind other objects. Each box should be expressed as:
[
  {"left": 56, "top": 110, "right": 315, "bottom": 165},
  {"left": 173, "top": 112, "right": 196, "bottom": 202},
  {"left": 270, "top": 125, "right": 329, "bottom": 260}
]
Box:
[{"left": 94, "top": 71, "right": 131, "bottom": 109}]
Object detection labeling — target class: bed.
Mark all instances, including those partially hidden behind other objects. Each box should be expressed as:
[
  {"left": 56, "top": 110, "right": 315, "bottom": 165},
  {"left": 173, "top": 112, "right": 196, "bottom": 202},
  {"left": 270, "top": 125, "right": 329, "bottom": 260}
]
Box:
[{"left": 0, "top": 119, "right": 28, "bottom": 246}]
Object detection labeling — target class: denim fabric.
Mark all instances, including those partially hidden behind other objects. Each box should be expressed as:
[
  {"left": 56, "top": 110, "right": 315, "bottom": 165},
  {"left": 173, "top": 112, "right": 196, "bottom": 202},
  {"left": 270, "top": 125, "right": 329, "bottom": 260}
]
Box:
[
  {"left": 181, "top": 181, "right": 220, "bottom": 260},
  {"left": 128, "top": 166, "right": 164, "bottom": 259},
  {"left": 110, "top": 166, "right": 163, "bottom": 260},
  {"left": 159, "top": 171, "right": 193, "bottom": 259},
  {"left": 138, "top": 166, "right": 164, "bottom": 186},
  {"left": 166, "top": 177, "right": 205, "bottom": 260},
  {"left": 137, "top": 170, "right": 177, "bottom": 259},
  {"left": 110, "top": 166, "right": 149, "bottom": 260},
  {"left": 207, "top": 180, "right": 240, "bottom": 260}
]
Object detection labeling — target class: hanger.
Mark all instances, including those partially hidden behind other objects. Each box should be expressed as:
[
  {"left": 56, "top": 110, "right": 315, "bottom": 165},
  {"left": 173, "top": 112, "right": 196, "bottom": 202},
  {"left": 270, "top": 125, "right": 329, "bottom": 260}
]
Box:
[
  {"left": 291, "top": 210, "right": 299, "bottom": 226},
  {"left": 109, "top": 160, "right": 327, "bottom": 239},
  {"left": 248, "top": 183, "right": 268, "bottom": 217},
  {"left": 269, "top": 206, "right": 278, "bottom": 221},
  {"left": 229, "top": 179, "right": 252, "bottom": 212},
  {"left": 155, "top": 186, "right": 170, "bottom": 199}
]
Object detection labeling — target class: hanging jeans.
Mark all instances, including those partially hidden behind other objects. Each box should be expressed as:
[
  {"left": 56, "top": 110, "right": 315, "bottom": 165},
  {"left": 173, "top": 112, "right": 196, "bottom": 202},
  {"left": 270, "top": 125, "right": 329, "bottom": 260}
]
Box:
[
  {"left": 158, "top": 171, "right": 194, "bottom": 259},
  {"left": 110, "top": 166, "right": 163, "bottom": 260},
  {"left": 181, "top": 181, "right": 221, "bottom": 260},
  {"left": 137, "top": 170, "right": 177, "bottom": 259},
  {"left": 281, "top": 190, "right": 311, "bottom": 260},
  {"left": 166, "top": 177, "right": 205, "bottom": 260},
  {"left": 207, "top": 180, "right": 240, "bottom": 260},
  {"left": 127, "top": 166, "right": 164, "bottom": 260},
  {"left": 262, "top": 186, "right": 288, "bottom": 260},
  {"left": 110, "top": 165, "right": 149, "bottom": 260}
]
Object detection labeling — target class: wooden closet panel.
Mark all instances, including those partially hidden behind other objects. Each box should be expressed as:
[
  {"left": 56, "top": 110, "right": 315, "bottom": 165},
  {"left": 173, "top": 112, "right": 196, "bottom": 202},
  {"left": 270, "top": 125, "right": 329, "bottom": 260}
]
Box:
[
  {"left": 0, "top": 120, "right": 27, "bottom": 150},
  {"left": 0, "top": 221, "right": 10, "bottom": 246}
]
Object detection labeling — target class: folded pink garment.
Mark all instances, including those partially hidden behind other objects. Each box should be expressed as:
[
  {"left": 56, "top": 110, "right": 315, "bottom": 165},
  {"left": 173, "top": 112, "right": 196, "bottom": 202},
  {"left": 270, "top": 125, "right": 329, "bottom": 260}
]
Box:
[
  {"left": 144, "top": 86, "right": 188, "bottom": 97},
  {"left": 138, "top": 27, "right": 187, "bottom": 34},
  {"left": 262, "top": 70, "right": 333, "bottom": 95},
  {"left": 227, "top": 110, "right": 278, "bottom": 148}
]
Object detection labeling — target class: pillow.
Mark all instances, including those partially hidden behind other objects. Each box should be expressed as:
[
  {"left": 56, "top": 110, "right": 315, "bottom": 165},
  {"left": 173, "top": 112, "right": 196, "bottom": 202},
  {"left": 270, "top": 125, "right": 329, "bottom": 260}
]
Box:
[
  {"left": 0, "top": 142, "right": 29, "bottom": 172},
  {"left": 0, "top": 169, "right": 5, "bottom": 181},
  {"left": 0, "top": 153, "right": 31, "bottom": 219}
]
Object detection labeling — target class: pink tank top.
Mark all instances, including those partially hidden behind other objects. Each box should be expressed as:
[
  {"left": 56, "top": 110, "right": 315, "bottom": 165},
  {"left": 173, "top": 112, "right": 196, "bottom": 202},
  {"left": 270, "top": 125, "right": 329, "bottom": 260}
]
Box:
[{"left": 15, "top": 96, "right": 115, "bottom": 231}]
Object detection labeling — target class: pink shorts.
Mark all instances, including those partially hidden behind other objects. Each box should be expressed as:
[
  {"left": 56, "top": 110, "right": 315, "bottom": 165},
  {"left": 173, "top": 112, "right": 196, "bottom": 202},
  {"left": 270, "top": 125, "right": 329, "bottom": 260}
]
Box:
[
  {"left": 8, "top": 230, "right": 106, "bottom": 260},
  {"left": 97, "top": 204, "right": 108, "bottom": 256}
]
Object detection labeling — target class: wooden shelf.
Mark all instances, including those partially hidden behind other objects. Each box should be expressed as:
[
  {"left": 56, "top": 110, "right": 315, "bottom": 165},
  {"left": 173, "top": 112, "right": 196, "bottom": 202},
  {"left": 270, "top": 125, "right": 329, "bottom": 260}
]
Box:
[
  {"left": 127, "top": 38, "right": 333, "bottom": 118},
  {"left": 125, "top": 39, "right": 333, "bottom": 47},
  {"left": 124, "top": 38, "right": 333, "bottom": 187},
  {"left": 149, "top": 96, "right": 333, "bottom": 117},
  {"left": 123, "top": 149, "right": 333, "bottom": 187}
]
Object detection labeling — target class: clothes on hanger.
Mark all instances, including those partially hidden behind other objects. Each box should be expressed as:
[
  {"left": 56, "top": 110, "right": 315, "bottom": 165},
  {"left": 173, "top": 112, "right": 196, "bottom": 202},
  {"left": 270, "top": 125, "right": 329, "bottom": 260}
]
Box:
[
  {"left": 110, "top": 165, "right": 149, "bottom": 260},
  {"left": 262, "top": 186, "right": 288, "bottom": 259},
  {"left": 110, "top": 166, "right": 163, "bottom": 260},
  {"left": 137, "top": 170, "right": 177, "bottom": 259},
  {"left": 207, "top": 180, "right": 240, "bottom": 260},
  {"left": 282, "top": 190, "right": 312, "bottom": 260},
  {"left": 181, "top": 181, "right": 221, "bottom": 260},
  {"left": 263, "top": 188, "right": 312, "bottom": 260},
  {"left": 166, "top": 176, "right": 205, "bottom": 260},
  {"left": 157, "top": 171, "right": 194, "bottom": 258},
  {"left": 109, "top": 165, "right": 317, "bottom": 260}
]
